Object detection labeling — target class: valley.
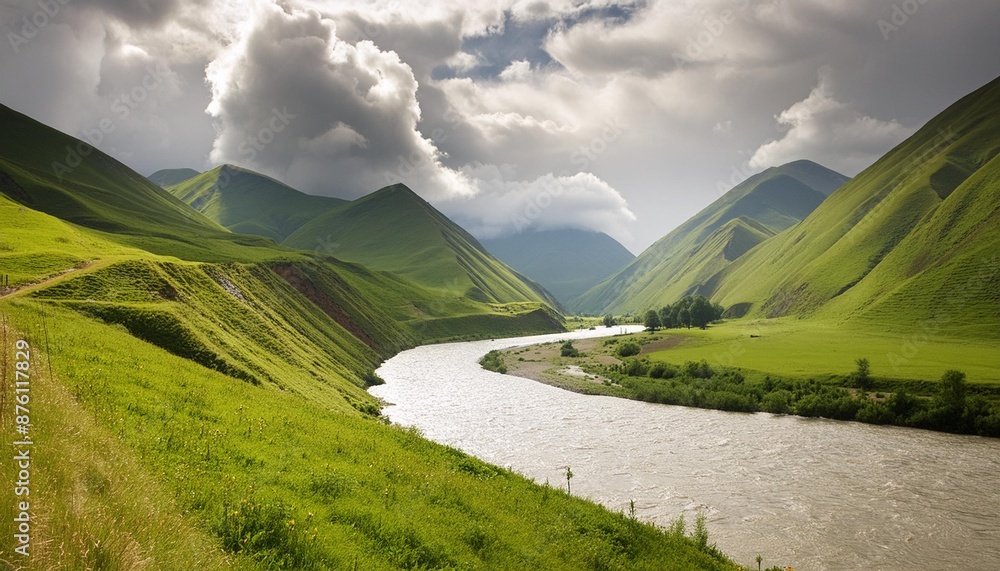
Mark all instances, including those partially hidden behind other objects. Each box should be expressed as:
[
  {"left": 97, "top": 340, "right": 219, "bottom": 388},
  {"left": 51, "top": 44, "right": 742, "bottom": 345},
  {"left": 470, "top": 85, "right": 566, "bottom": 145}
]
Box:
[{"left": 0, "top": 16, "right": 997, "bottom": 567}]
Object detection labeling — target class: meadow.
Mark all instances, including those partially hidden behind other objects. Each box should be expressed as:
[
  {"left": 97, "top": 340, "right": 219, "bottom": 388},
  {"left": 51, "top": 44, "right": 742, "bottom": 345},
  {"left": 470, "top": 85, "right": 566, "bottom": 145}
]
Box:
[
  {"left": 642, "top": 319, "right": 1000, "bottom": 386},
  {"left": 0, "top": 300, "right": 743, "bottom": 570},
  {"left": 497, "top": 319, "right": 1000, "bottom": 437}
]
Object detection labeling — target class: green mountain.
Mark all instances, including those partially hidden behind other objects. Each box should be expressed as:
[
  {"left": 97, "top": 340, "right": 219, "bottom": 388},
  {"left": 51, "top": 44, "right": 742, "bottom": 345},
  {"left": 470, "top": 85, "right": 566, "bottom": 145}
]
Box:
[
  {"left": 481, "top": 229, "right": 635, "bottom": 307},
  {"left": 166, "top": 164, "right": 346, "bottom": 242},
  {"left": 284, "top": 183, "right": 560, "bottom": 306},
  {"left": 0, "top": 104, "right": 291, "bottom": 262},
  {"left": 148, "top": 167, "right": 200, "bottom": 188},
  {"left": 0, "top": 105, "right": 734, "bottom": 570},
  {"left": 575, "top": 160, "right": 848, "bottom": 314},
  {"left": 712, "top": 76, "right": 1000, "bottom": 336}
]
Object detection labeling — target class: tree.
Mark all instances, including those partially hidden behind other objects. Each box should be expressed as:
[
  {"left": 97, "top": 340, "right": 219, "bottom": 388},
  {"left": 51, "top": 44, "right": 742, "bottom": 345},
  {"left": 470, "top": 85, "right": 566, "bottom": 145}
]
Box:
[
  {"left": 689, "top": 296, "right": 714, "bottom": 329},
  {"left": 602, "top": 314, "right": 616, "bottom": 328},
  {"left": 659, "top": 305, "right": 674, "bottom": 329},
  {"left": 679, "top": 307, "right": 691, "bottom": 329},
  {"left": 937, "top": 369, "right": 967, "bottom": 417},
  {"left": 851, "top": 358, "right": 872, "bottom": 390},
  {"left": 644, "top": 309, "right": 661, "bottom": 331},
  {"left": 711, "top": 302, "right": 725, "bottom": 321}
]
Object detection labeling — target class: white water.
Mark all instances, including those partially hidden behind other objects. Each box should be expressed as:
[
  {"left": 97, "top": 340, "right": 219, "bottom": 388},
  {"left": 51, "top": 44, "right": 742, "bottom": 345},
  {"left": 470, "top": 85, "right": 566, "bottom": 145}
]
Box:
[{"left": 371, "top": 327, "right": 1000, "bottom": 569}]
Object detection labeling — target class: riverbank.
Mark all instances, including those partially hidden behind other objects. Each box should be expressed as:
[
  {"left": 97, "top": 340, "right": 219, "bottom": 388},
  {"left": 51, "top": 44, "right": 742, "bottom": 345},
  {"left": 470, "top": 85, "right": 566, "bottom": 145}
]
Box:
[
  {"left": 492, "top": 330, "right": 1000, "bottom": 437},
  {"left": 374, "top": 328, "right": 1000, "bottom": 569}
]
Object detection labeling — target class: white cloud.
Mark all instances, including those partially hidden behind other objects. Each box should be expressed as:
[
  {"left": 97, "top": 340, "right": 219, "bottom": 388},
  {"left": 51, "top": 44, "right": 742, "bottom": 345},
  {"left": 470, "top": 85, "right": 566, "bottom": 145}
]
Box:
[
  {"left": 749, "top": 74, "right": 915, "bottom": 175},
  {"left": 499, "top": 59, "right": 532, "bottom": 81},
  {"left": 204, "top": 1, "right": 475, "bottom": 199},
  {"left": 440, "top": 169, "right": 636, "bottom": 243}
]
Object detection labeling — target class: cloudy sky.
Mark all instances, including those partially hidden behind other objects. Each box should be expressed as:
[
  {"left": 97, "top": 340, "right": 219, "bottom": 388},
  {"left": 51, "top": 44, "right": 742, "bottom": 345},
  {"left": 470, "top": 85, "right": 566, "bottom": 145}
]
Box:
[{"left": 2, "top": 0, "right": 998, "bottom": 252}]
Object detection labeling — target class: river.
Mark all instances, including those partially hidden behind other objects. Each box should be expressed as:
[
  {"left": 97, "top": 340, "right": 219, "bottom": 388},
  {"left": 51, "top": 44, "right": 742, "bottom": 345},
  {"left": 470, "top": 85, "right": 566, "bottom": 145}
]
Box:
[{"left": 371, "top": 327, "right": 1000, "bottom": 570}]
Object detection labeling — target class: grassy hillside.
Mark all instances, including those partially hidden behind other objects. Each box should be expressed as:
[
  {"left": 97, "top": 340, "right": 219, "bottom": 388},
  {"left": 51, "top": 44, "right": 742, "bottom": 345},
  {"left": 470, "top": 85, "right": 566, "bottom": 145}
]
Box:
[
  {"left": 149, "top": 167, "right": 200, "bottom": 188},
  {"left": 167, "top": 165, "right": 346, "bottom": 242},
  {"left": 576, "top": 160, "right": 847, "bottom": 314},
  {"left": 481, "top": 229, "right": 635, "bottom": 308},
  {"left": 0, "top": 300, "right": 737, "bottom": 570},
  {"left": 0, "top": 107, "right": 314, "bottom": 264},
  {"left": 0, "top": 109, "right": 739, "bottom": 569},
  {"left": 284, "top": 184, "right": 561, "bottom": 307},
  {"left": 712, "top": 76, "right": 1000, "bottom": 338}
]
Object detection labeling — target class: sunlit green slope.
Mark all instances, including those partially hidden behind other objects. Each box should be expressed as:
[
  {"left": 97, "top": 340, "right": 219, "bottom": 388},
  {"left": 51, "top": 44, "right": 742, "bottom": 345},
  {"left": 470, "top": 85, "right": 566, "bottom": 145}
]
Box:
[
  {"left": 284, "top": 183, "right": 560, "bottom": 306},
  {"left": 166, "top": 164, "right": 346, "bottom": 242},
  {"left": 713, "top": 76, "right": 1000, "bottom": 337},
  {"left": 576, "top": 160, "right": 847, "bottom": 314}
]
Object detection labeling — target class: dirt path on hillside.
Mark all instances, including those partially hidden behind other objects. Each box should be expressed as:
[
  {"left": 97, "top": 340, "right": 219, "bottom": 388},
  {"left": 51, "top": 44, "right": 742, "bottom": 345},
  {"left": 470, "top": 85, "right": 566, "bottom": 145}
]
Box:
[{"left": 0, "top": 260, "right": 97, "bottom": 299}]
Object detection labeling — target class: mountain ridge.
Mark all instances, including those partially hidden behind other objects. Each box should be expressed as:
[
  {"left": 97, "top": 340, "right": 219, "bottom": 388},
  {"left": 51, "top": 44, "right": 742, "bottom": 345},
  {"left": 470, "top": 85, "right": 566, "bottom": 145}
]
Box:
[
  {"left": 711, "top": 76, "right": 1000, "bottom": 335},
  {"left": 166, "top": 164, "right": 346, "bottom": 242},
  {"left": 575, "top": 159, "right": 848, "bottom": 314},
  {"left": 284, "top": 182, "right": 561, "bottom": 307}
]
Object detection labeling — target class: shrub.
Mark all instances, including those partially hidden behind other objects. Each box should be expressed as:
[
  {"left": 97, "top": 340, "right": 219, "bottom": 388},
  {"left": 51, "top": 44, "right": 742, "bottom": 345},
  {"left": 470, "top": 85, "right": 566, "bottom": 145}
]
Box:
[
  {"left": 616, "top": 341, "right": 641, "bottom": 358},
  {"left": 682, "top": 360, "right": 714, "bottom": 379},
  {"left": 623, "top": 359, "right": 649, "bottom": 377},
  {"left": 648, "top": 362, "right": 668, "bottom": 379},
  {"left": 479, "top": 350, "right": 507, "bottom": 374},
  {"left": 560, "top": 341, "right": 580, "bottom": 357},
  {"left": 850, "top": 357, "right": 872, "bottom": 389},
  {"left": 760, "top": 390, "right": 792, "bottom": 415}
]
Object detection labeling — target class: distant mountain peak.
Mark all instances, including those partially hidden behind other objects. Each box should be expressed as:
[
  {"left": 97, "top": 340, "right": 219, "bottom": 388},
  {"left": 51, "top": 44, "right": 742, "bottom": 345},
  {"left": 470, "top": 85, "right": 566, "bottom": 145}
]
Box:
[{"left": 574, "top": 159, "right": 846, "bottom": 314}]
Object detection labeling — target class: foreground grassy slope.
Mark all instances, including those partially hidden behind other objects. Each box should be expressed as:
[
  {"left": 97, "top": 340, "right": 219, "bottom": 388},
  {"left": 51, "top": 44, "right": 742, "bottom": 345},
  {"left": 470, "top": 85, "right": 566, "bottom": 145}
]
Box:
[
  {"left": 713, "top": 77, "right": 1000, "bottom": 337},
  {"left": 482, "top": 229, "right": 636, "bottom": 307},
  {"left": 0, "top": 284, "right": 736, "bottom": 570},
  {"left": 166, "top": 165, "right": 346, "bottom": 242},
  {"left": 576, "top": 160, "right": 847, "bottom": 314},
  {"left": 285, "top": 184, "right": 560, "bottom": 307}
]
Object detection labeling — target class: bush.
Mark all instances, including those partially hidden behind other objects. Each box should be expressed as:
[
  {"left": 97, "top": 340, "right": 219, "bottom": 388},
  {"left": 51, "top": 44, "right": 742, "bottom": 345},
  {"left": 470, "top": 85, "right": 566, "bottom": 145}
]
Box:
[
  {"left": 682, "top": 360, "right": 714, "bottom": 379},
  {"left": 560, "top": 341, "right": 580, "bottom": 358},
  {"left": 622, "top": 359, "right": 649, "bottom": 377},
  {"left": 479, "top": 350, "right": 507, "bottom": 374},
  {"left": 760, "top": 390, "right": 792, "bottom": 415},
  {"left": 616, "top": 341, "right": 641, "bottom": 358},
  {"left": 648, "top": 362, "right": 674, "bottom": 379}
]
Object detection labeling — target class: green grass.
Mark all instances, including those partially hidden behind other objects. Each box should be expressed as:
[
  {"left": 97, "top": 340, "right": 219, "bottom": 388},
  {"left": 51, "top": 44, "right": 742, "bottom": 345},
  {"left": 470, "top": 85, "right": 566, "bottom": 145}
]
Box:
[
  {"left": 642, "top": 319, "right": 1000, "bottom": 387},
  {"left": 500, "top": 324, "right": 999, "bottom": 435},
  {"left": 575, "top": 160, "right": 847, "bottom": 314},
  {"left": 0, "top": 301, "right": 739, "bottom": 571},
  {"left": 0, "top": 95, "right": 744, "bottom": 570}
]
